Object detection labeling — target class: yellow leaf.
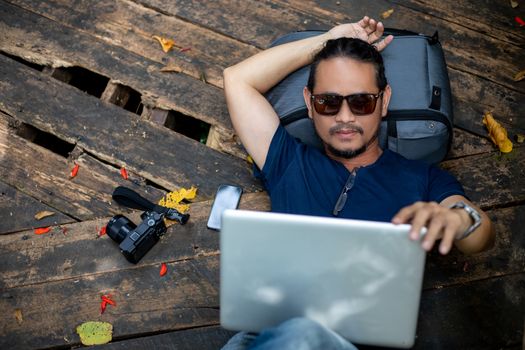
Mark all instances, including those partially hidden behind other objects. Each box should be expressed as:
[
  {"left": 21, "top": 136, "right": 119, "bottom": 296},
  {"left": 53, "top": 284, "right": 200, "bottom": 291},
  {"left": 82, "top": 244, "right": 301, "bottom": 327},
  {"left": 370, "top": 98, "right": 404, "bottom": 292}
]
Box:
[
  {"left": 381, "top": 9, "right": 394, "bottom": 19},
  {"left": 510, "top": 0, "right": 519, "bottom": 8},
  {"left": 34, "top": 210, "right": 55, "bottom": 220},
  {"left": 76, "top": 321, "right": 113, "bottom": 346},
  {"left": 246, "top": 155, "right": 253, "bottom": 164},
  {"left": 14, "top": 309, "right": 23, "bottom": 325},
  {"left": 516, "top": 134, "right": 525, "bottom": 143},
  {"left": 482, "top": 112, "right": 513, "bottom": 153},
  {"left": 158, "top": 187, "right": 198, "bottom": 214},
  {"left": 152, "top": 35, "right": 175, "bottom": 53},
  {"left": 513, "top": 69, "right": 525, "bottom": 82}
]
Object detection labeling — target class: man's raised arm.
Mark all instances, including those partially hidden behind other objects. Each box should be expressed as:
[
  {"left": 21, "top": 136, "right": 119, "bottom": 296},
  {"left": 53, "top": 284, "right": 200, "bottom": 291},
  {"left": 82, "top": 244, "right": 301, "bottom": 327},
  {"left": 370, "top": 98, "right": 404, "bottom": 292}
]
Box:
[{"left": 223, "top": 17, "right": 393, "bottom": 169}]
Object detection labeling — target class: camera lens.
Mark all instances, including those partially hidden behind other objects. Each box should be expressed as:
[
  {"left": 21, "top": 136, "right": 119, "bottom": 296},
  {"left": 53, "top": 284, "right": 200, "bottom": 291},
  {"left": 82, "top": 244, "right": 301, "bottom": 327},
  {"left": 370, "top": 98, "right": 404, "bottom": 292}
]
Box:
[{"left": 106, "top": 215, "right": 136, "bottom": 244}]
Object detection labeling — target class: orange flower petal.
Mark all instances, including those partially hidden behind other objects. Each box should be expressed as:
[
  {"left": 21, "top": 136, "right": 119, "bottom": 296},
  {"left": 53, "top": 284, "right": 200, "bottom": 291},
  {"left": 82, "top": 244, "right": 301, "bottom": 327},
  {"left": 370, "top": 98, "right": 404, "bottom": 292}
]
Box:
[
  {"left": 160, "top": 263, "right": 168, "bottom": 276},
  {"left": 34, "top": 227, "right": 51, "bottom": 235},
  {"left": 152, "top": 35, "right": 175, "bottom": 53}
]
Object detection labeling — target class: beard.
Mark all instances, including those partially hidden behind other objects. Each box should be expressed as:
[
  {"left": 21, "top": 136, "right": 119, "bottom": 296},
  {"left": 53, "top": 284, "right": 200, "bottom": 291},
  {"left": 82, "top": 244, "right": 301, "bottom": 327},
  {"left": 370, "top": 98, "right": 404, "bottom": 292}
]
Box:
[
  {"left": 314, "top": 121, "right": 376, "bottom": 159},
  {"left": 325, "top": 142, "right": 367, "bottom": 159}
]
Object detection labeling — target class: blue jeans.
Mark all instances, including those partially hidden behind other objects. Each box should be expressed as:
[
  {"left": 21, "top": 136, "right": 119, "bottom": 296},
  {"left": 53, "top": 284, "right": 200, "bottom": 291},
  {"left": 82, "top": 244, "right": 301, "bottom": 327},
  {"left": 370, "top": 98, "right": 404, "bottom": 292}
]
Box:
[{"left": 221, "top": 318, "right": 358, "bottom": 350}]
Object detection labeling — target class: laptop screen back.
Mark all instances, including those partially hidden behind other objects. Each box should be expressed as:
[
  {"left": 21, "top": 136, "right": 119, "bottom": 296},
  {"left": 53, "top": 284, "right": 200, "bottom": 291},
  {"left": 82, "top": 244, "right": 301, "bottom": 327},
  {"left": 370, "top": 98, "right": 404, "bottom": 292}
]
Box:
[{"left": 220, "top": 210, "right": 426, "bottom": 348}]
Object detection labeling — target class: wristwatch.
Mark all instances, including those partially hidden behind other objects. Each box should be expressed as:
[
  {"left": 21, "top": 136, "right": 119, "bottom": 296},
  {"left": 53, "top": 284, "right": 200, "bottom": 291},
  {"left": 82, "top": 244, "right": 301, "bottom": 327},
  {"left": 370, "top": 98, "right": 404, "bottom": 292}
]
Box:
[{"left": 449, "top": 201, "right": 482, "bottom": 240}]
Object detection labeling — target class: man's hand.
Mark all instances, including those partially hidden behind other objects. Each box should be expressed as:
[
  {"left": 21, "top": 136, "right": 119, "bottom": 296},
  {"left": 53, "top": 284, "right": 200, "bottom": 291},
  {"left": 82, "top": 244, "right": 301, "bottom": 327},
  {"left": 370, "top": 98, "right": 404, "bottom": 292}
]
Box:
[
  {"left": 392, "top": 201, "right": 471, "bottom": 255},
  {"left": 328, "top": 16, "right": 394, "bottom": 52}
]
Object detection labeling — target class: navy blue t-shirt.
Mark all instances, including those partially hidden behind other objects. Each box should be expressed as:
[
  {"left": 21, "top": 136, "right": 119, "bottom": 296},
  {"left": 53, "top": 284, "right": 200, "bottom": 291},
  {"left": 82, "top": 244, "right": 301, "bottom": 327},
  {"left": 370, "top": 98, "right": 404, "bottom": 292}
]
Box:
[{"left": 257, "top": 125, "right": 465, "bottom": 222}]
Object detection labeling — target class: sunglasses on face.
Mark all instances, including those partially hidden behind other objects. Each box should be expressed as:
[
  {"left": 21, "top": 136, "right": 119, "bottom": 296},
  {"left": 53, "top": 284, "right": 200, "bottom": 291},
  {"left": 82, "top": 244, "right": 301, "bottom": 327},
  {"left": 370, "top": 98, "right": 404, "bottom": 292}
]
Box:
[{"left": 310, "top": 92, "right": 384, "bottom": 116}]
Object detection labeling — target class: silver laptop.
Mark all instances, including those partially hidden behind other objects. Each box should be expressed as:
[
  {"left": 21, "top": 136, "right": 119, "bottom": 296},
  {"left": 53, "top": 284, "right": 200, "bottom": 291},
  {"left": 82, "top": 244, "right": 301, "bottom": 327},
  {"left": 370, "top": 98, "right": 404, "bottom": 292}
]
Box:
[{"left": 220, "top": 210, "right": 426, "bottom": 348}]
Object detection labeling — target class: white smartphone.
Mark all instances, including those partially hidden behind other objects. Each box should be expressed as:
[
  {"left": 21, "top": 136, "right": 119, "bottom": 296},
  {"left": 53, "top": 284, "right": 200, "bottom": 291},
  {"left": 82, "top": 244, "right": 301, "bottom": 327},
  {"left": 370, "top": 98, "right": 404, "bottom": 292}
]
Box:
[{"left": 207, "top": 184, "right": 243, "bottom": 231}]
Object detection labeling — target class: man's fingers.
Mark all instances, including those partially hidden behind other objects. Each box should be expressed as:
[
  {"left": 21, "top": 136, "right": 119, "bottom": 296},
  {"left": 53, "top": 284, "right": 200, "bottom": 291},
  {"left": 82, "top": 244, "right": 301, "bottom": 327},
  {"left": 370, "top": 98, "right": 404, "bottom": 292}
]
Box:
[
  {"left": 409, "top": 208, "right": 432, "bottom": 241},
  {"left": 421, "top": 217, "right": 445, "bottom": 251},
  {"left": 439, "top": 225, "right": 457, "bottom": 255},
  {"left": 374, "top": 35, "right": 394, "bottom": 52},
  {"left": 392, "top": 204, "right": 416, "bottom": 224}
]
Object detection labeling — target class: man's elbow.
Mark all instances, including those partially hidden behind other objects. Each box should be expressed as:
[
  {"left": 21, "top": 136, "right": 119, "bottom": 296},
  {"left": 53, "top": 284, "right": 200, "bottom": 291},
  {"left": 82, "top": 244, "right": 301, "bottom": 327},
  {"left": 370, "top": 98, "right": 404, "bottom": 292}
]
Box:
[
  {"left": 223, "top": 65, "right": 238, "bottom": 85},
  {"left": 457, "top": 221, "right": 495, "bottom": 255}
]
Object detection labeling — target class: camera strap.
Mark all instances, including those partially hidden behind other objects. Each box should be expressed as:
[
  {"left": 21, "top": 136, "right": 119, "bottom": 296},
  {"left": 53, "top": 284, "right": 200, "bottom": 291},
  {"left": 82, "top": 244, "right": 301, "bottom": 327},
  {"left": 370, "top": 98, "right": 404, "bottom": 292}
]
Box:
[{"left": 112, "top": 186, "right": 189, "bottom": 224}]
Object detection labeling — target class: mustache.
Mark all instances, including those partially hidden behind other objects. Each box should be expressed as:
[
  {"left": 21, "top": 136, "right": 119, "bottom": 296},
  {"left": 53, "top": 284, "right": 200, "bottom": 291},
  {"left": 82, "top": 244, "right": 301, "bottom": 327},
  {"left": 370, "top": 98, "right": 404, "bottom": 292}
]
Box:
[{"left": 329, "top": 124, "right": 364, "bottom": 136}]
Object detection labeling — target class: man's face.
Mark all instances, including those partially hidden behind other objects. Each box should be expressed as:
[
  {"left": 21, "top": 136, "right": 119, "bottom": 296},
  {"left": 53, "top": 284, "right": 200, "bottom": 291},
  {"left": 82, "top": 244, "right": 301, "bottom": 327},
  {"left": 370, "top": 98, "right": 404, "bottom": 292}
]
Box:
[{"left": 303, "top": 57, "right": 391, "bottom": 159}]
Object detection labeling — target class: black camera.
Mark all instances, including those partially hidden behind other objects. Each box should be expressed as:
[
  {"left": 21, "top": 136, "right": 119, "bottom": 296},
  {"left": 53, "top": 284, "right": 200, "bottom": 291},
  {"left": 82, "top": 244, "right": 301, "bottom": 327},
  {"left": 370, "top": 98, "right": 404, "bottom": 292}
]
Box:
[
  {"left": 107, "top": 210, "right": 185, "bottom": 264},
  {"left": 107, "top": 186, "right": 190, "bottom": 263}
]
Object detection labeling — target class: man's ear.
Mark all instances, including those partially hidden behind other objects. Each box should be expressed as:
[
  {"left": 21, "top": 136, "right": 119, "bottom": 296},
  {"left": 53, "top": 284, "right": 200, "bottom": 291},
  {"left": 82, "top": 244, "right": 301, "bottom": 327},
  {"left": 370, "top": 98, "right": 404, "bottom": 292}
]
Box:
[
  {"left": 380, "top": 84, "right": 392, "bottom": 118},
  {"left": 303, "top": 87, "right": 313, "bottom": 119}
]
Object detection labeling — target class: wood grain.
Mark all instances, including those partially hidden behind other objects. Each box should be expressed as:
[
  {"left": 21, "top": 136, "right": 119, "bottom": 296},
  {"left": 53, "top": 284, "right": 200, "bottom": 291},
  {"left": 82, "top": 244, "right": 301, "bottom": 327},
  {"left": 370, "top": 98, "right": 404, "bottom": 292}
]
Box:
[
  {"left": 0, "top": 112, "right": 165, "bottom": 221},
  {"left": 95, "top": 326, "right": 235, "bottom": 350},
  {"left": 0, "top": 180, "right": 74, "bottom": 234},
  {"left": 0, "top": 54, "right": 262, "bottom": 198},
  {"left": 0, "top": 192, "right": 269, "bottom": 289},
  {"left": 0, "top": 255, "right": 222, "bottom": 349}
]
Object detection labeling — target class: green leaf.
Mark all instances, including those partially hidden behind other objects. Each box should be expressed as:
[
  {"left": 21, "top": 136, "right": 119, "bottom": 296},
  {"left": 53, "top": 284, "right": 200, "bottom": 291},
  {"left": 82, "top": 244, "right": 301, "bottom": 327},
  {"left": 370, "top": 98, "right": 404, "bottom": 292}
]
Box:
[{"left": 76, "top": 321, "right": 113, "bottom": 346}]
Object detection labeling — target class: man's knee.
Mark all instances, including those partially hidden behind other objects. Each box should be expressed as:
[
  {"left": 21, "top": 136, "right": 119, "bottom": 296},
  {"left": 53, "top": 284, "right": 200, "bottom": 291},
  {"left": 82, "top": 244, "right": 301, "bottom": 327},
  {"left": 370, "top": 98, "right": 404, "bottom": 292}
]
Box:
[
  {"left": 255, "top": 317, "right": 328, "bottom": 348},
  {"left": 278, "top": 317, "right": 326, "bottom": 334}
]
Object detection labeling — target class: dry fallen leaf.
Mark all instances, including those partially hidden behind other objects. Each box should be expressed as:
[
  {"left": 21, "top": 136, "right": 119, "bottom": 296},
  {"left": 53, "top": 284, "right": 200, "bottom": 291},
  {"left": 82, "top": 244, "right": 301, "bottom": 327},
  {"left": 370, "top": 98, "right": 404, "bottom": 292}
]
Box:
[
  {"left": 514, "top": 69, "right": 525, "bottom": 82},
  {"left": 152, "top": 35, "right": 175, "bottom": 53},
  {"left": 158, "top": 187, "right": 198, "bottom": 214},
  {"left": 482, "top": 112, "right": 513, "bottom": 153},
  {"left": 160, "top": 64, "right": 182, "bottom": 73},
  {"left": 381, "top": 9, "right": 394, "bottom": 19},
  {"left": 510, "top": 0, "right": 519, "bottom": 8},
  {"left": 34, "top": 210, "right": 55, "bottom": 220},
  {"left": 14, "top": 309, "right": 23, "bottom": 325}
]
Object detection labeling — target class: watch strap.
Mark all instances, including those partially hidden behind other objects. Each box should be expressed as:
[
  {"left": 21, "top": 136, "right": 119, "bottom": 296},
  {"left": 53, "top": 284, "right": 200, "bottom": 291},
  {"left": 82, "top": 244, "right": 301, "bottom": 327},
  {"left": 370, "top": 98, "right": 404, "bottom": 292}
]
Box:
[{"left": 449, "top": 201, "right": 482, "bottom": 240}]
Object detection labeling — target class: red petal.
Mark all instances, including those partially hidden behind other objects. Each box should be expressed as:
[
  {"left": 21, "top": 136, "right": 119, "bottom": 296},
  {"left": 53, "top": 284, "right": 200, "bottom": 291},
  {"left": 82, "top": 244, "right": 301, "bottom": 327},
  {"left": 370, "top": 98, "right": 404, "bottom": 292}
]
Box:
[
  {"left": 70, "top": 164, "right": 79, "bottom": 178},
  {"left": 99, "top": 226, "right": 107, "bottom": 236},
  {"left": 516, "top": 16, "right": 525, "bottom": 26},
  {"left": 34, "top": 227, "right": 51, "bottom": 235},
  {"left": 100, "top": 300, "right": 107, "bottom": 314},
  {"left": 120, "top": 167, "right": 128, "bottom": 180},
  {"left": 160, "top": 263, "right": 168, "bottom": 276}
]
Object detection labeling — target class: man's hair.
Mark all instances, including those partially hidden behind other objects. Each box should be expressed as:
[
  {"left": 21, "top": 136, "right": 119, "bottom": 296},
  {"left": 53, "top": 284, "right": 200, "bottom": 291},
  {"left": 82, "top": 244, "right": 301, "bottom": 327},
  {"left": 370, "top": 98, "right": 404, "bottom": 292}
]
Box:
[{"left": 307, "top": 38, "right": 387, "bottom": 92}]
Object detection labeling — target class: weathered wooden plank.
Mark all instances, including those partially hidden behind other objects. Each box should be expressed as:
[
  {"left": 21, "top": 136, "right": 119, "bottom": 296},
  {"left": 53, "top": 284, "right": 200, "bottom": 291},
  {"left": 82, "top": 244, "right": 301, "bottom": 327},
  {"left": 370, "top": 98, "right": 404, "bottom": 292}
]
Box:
[
  {"left": 3, "top": 0, "right": 523, "bottom": 152},
  {"left": 0, "top": 112, "right": 165, "bottom": 221},
  {"left": 272, "top": 0, "right": 524, "bottom": 93},
  {"left": 0, "top": 180, "right": 74, "bottom": 234},
  {"left": 423, "top": 205, "right": 525, "bottom": 289},
  {"left": 392, "top": 0, "right": 525, "bottom": 43},
  {"left": 447, "top": 127, "right": 493, "bottom": 160},
  {"left": 0, "top": 255, "right": 222, "bottom": 349},
  {"left": 1, "top": 254, "right": 522, "bottom": 349},
  {"left": 0, "top": 192, "right": 269, "bottom": 289},
  {"left": 94, "top": 326, "right": 235, "bottom": 350},
  {"left": 6, "top": 0, "right": 260, "bottom": 88},
  {"left": 0, "top": 1, "right": 231, "bottom": 130},
  {"left": 0, "top": 54, "right": 262, "bottom": 198},
  {"left": 134, "top": 0, "right": 328, "bottom": 48},
  {"left": 415, "top": 273, "right": 525, "bottom": 349},
  {"left": 136, "top": 0, "right": 523, "bottom": 93},
  {"left": 441, "top": 146, "right": 525, "bottom": 208},
  {"left": 449, "top": 69, "right": 525, "bottom": 135}
]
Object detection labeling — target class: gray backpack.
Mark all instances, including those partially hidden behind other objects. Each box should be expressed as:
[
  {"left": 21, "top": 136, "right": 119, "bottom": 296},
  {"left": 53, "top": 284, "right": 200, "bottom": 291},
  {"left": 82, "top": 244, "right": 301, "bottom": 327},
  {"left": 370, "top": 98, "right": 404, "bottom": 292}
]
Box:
[{"left": 265, "top": 30, "right": 453, "bottom": 164}]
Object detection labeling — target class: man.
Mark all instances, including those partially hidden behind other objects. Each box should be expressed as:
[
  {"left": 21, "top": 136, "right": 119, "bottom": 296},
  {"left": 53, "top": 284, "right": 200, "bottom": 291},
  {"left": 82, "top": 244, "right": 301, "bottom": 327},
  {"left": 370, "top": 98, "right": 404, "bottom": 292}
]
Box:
[{"left": 221, "top": 17, "right": 494, "bottom": 349}]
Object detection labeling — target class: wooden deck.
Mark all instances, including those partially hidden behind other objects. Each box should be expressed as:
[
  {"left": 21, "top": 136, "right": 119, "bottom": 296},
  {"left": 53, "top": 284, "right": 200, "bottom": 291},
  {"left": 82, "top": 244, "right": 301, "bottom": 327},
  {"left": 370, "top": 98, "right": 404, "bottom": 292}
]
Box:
[{"left": 0, "top": 0, "right": 524, "bottom": 349}]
